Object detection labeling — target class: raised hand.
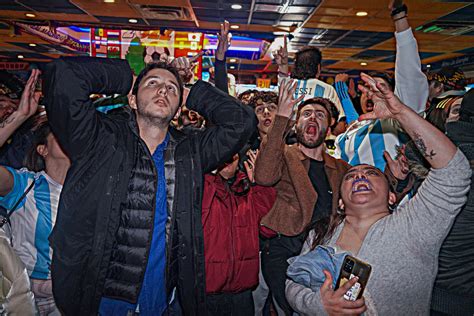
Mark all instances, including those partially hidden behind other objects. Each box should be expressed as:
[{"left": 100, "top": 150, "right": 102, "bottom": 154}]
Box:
[
  {"left": 171, "top": 51, "right": 205, "bottom": 83},
  {"left": 17, "top": 69, "right": 41, "bottom": 120},
  {"left": 320, "top": 270, "right": 367, "bottom": 316},
  {"left": 277, "top": 78, "right": 305, "bottom": 118},
  {"left": 273, "top": 34, "right": 288, "bottom": 67},
  {"left": 335, "top": 73, "right": 349, "bottom": 83},
  {"left": 216, "top": 20, "right": 231, "bottom": 61},
  {"left": 244, "top": 149, "right": 259, "bottom": 183},
  {"left": 358, "top": 72, "right": 405, "bottom": 121}
]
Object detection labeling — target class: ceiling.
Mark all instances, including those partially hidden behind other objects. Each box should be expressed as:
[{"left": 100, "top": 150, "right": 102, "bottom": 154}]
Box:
[{"left": 0, "top": 0, "right": 473, "bottom": 77}]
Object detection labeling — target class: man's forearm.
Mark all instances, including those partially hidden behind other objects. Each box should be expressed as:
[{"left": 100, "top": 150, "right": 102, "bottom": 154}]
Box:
[{"left": 395, "top": 107, "right": 456, "bottom": 169}]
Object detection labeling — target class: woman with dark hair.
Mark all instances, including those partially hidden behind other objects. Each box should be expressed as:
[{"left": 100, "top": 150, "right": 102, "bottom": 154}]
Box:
[
  {"left": 285, "top": 73, "right": 470, "bottom": 316},
  {"left": 0, "top": 70, "right": 70, "bottom": 315}
]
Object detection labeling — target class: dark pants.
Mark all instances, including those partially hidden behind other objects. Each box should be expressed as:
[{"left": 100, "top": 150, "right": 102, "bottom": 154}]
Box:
[
  {"left": 206, "top": 290, "right": 254, "bottom": 316},
  {"left": 261, "top": 236, "right": 305, "bottom": 316}
]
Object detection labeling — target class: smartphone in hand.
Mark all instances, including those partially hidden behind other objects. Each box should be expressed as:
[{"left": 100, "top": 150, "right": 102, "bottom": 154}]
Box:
[{"left": 335, "top": 255, "right": 372, "bottom": 301}]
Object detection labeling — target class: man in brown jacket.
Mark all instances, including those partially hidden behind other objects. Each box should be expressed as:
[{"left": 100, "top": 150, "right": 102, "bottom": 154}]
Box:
[{"left": 254, "top": 79, "right": 350, "bottom": 315}]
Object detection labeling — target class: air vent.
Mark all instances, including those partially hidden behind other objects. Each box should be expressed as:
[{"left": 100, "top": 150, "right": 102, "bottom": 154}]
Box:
[{"left": 132, "top": 5, "right": 192, "bottom": 21}]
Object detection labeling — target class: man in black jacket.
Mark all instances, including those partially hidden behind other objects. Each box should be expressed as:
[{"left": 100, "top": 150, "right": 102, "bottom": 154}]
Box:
[{"left": 43, "top": 57, "right": 256, "bottom": 315}]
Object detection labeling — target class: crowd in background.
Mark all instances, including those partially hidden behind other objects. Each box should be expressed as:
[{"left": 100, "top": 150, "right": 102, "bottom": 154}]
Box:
[{"left": 0, "top": 1, "right": 473, "bottom": 316}]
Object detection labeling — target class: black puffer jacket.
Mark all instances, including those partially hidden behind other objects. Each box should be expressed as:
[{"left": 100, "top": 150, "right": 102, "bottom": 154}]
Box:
[{"left": 43, "top": 57, "right": 256, "bottom": 315}]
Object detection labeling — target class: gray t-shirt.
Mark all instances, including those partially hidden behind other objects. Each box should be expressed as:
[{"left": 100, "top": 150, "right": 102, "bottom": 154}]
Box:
[{"left": 286, "top": 149, "right": 471, "bottom": 316}]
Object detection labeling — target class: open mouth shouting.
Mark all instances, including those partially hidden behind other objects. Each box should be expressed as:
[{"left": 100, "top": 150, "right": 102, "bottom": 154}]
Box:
[
  {"left": 305, "top": 123, "right": 319, "bottom": 137},
  {"left": 366, "top": 100, "right": 374, "bottom": 112},
  {"left": 263, "top": 118, "right": 272, "bottom": 127},
  {"left": 352, "top": 178, "right": 372, "bottom": 193}
]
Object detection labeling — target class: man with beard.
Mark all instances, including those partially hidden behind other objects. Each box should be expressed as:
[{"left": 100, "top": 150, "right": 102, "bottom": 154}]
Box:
[
  {"left": 254, "top": 79, "right": 350, "bottom": 315},
  {"left": 43, "top": 56, "right": 256, "bottom": 315},
  {"left": 333, "top": 1, "right": 428, "bottom": 172}
]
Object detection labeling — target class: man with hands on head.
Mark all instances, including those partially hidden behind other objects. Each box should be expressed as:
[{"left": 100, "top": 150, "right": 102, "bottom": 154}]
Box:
[
  {"left": 43, "top": 51, "right": 256, "bottom": 316},
  {"left": 285, "top": 73, "right": 471, "bottom": 316}
]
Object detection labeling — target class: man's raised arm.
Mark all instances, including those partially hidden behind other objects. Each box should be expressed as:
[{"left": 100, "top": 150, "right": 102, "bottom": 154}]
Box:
[{"left": 43, "top": 57, "right": 133, "bottom": 160}]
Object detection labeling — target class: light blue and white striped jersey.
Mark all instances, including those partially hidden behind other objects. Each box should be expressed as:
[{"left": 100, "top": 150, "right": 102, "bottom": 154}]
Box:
[
  {"left": 335, "top": 120, "right": 410, "bottom": 171},
  {"left": 292, "top": 78, "right": 345, "bottom": 120},
  {"left": 334, "top": 28, "right": 428, "bottom": 171},
  {"left": 0, "top": 167, "right": 62, "bottom": 279}
]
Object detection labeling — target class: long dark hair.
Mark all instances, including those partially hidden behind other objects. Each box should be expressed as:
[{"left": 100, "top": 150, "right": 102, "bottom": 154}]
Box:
[{"left": 24, "top": 123, "right": 51, "bottom": 172}]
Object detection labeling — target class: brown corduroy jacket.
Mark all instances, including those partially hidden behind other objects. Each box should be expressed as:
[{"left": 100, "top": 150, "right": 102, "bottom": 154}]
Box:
[{"left": 255, "top": 115, "right": 351, "bottom": 236}]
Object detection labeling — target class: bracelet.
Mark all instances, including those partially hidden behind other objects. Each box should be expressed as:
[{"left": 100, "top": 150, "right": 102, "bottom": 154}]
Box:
[
  {"left": 391, "top": 4, "right": 408, "bottom": 17},
  {"left": 393, "top": 14, "right": 407, "bottom": 22}
]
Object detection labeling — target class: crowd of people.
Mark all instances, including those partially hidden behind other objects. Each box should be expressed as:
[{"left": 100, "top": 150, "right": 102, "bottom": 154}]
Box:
[{"left": 0, "top": 1, "right": 473, "bottom": 315}]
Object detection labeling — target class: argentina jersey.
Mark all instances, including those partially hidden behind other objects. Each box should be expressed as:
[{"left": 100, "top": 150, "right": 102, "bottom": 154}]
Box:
[
  {"left": 293, "top": 78, "right": 345, "bottom": 120},
  {"left": 0, "top": 167, "right": 62, "bottom": 279},
  {"left": 335, "top": 119, "right": 410, "bottom": 171}
]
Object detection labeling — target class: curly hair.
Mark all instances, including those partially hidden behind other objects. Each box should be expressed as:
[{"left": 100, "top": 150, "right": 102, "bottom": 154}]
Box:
[{"left": 247, "top": 91, "right": 278, "bottom": 108}]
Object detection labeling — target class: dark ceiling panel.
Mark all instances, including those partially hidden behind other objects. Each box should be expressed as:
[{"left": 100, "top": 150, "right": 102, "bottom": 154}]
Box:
[
  {"left": 438, "top": 3, "right": 474, "bottom": 21},
  {"left": 352, "top": 49, "right": 395, "bottom": 59},
  {"left": 17, "top": 0, "right": 86, "bottom": 14},
  {"left": 0, "top": 3, "right": 25, "bottom": 11},
  {"left": 331, "top": 30, "right": 393, "bottom": 49}
]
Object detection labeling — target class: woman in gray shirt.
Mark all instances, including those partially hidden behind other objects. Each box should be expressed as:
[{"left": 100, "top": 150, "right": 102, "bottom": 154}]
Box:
[{"left": 285, "top": 73, "right": 471, "bottom": 316}]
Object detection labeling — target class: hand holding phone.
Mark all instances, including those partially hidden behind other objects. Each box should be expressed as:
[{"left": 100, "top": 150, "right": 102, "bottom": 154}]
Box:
[
  {"left": 320, "top": 270, "right": 367, "bottom": 315},
  {"left": 335, "top": 255, "right": 372, "bottom": 301}
]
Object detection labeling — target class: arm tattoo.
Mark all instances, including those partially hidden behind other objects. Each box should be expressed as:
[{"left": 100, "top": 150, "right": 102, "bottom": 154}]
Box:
[
  {"left": 0, "top": 115, "right": 14, "bottom": 128},
  {"left": 413, "top": 132, "right": 436, "bottom": 160}
]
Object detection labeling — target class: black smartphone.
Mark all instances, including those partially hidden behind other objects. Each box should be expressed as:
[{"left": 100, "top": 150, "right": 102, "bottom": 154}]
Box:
[{"left": 335, "top": 255, "right": 372, "bottom": 301}]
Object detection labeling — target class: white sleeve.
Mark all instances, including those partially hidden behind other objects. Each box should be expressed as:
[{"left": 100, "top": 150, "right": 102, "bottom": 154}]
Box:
[{"left": 393, "top": 28, "right": 428, "bottom": 114}]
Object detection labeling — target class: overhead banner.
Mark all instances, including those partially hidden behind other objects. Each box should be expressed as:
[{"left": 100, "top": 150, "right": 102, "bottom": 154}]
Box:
[{"left": 12, "top": 21, "right": 88, "bottom": 53}]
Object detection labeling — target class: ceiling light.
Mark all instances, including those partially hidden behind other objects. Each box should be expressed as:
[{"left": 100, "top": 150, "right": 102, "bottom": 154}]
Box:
[
  {"left": 360, "top": 62, "right": 368, "bottom": 66},
  {"left": 230, "top": 25, "right": 240, "bottom": 29},
  {"left": 29, "top": 43, "right": 37, "bottom": 47},
  {"left": 17, "top": 55, "right": 24, "bottom": 59},
  {"left": 128, "top": 19, "right": 138, "bottom": 23},
  {"left": 25, "top": 13, "right": 36, "bottom": 18},
  {"left": 231, "top": 4, "right": 242, "bottom": 10},
  {"left": 103, "top": 0, "right": 115, "bottom": 2},
  {"left": 356, "top": 11, "right": 368, "bottom": 17},
  {"left": 229, "top": 58, "right": 237, "bottom": 63},
  {"left": 229, "top": 66, "right": 236, "bottom": 69},
  {"left": 427, "top": 64, "right": 431, "bottom": 68}
]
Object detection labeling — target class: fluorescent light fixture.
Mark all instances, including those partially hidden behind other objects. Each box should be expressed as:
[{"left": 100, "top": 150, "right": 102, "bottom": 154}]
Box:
[
  {"left": 18, "top": 55, "right": 24, "bottom": 59},
  {"left": 29, "top": 43, "right": 37, "bottom": 47},
  {"left": 230, "top": 25, "right": 240, "bottom": 29},
  {"left": 231, "top": 4, "right": 242, "bottom": 10},
  {"left": 128, "top": 19, "right": 138, "bottom": 23},
  {"left": 104, "top": 0, "right": 115, "bottom": 2},
  {"left": 356, "top": 11, "right": 368, "bottom": 17},
  {"left": 229, "top": 58, "right": 237, "bottom": 63},
  {"left": 427, "top": 64, "right": 431, "bottom": 68},
  {"left": 25, "top": 13, "right": 36, "bottom": 18},
  {"left": 360, "top": 62, "right": 368, "bottom": 66},
  {"left": 229, "top": 66, "right": 236, "bottom": 69}
]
